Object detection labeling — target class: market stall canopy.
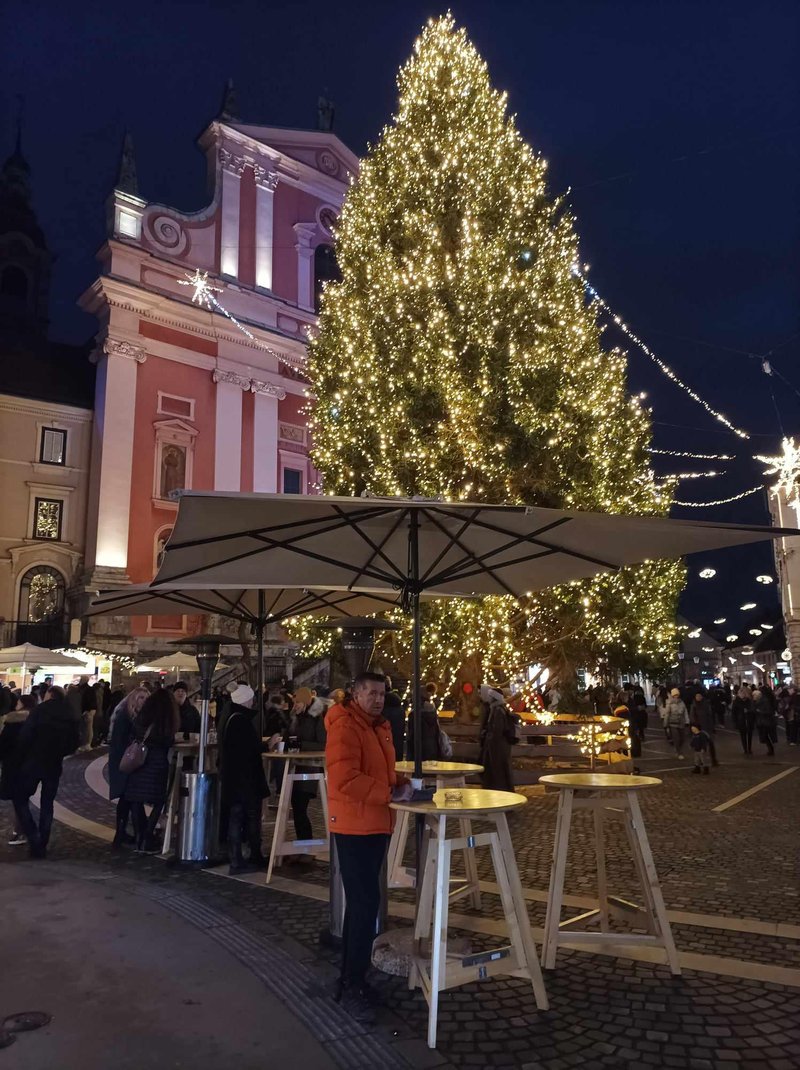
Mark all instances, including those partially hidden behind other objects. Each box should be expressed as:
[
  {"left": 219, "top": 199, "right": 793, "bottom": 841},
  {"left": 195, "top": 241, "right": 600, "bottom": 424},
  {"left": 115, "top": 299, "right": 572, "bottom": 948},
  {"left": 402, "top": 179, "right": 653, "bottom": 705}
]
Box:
[
  {"left": 153, "top": 492, "right": 797, "bottom": 598},
  {"left": 86, "top": 585, "right": 425, "bottom": 624},
  {"left": 135, "top": 651, "right": 222, "bottom": 673},
  {"left": 0, "top": 644, "right": 87, "bottom": 672}
]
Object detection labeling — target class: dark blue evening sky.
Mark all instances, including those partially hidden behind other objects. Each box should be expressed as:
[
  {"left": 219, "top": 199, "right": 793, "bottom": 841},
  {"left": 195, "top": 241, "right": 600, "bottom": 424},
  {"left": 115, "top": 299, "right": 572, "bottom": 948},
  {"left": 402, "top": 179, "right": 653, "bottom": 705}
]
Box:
[{"left": 4, "top": 0, "right": 799, "bottom": 631}]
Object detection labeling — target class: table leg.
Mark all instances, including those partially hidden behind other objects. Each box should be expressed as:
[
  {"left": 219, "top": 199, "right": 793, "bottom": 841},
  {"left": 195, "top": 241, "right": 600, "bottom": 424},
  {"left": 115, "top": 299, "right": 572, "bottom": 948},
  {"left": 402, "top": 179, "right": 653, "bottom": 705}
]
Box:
[
  {"left": 494, "top": 813, "right": 549, "bottom": 1010},
  {"left": 427, "top": 816, "right": 451, "bottom": 1049},
  {"left": 266, "top": 760, "right": 294, "bottom": 883},
  {"left": 594, "top": 804, "right": 610, "bottom": 931},
  {"left": 161, "top": 752, "right": 183, "bottom": 857},
  {"left": 387, "top": 808, "right": 412, "bottom": 888},
  {"left": 541, "top": 787, "right": 574, "bottom": 970},
  {"left": 628, "top": 794, "right": 681, "bottom": 975},
  {"left": 458, "top": 817, "right": 482, "bottom": 909}
]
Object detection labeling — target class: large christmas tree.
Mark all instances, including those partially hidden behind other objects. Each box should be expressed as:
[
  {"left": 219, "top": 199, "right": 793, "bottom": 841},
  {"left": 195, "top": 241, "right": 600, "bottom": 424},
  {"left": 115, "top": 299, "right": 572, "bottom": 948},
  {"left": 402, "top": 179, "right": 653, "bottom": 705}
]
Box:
[{"left": 307, "top": 15, "right": 683, "bottom": 699}]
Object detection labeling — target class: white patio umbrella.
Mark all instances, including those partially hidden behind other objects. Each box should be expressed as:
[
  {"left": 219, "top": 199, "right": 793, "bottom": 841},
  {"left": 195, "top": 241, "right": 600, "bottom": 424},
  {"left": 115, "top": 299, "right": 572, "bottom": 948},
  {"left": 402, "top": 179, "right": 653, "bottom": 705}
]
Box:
[
  {"left": 87, "top": 585, "right": 427, "bottom": 715},
  {"left": 135, "top": 651, "right": 223, "bottom": 674},
  {"left": 153, "top": 490, "right": 797, "bottom": 776},
  {"left": 0, "top": 644, "right": 88, "bottom": 691}
]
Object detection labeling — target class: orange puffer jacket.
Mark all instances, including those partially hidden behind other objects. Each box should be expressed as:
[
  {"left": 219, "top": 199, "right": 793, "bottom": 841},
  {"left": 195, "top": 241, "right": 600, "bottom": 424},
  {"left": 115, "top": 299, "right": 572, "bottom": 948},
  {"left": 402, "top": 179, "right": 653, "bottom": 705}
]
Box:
[{"left": 325, "top": 700, "right": 404, "bottom": 835}]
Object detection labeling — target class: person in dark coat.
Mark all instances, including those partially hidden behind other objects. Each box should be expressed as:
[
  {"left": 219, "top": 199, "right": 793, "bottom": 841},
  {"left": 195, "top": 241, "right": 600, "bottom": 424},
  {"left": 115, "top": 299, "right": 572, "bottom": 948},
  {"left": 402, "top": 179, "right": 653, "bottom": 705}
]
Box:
[
  {"left": 406, "top": 690, "right": 442, "bottom": 764},
  {"left": 11, "top": 691, "right": 80, "bottom": 857},
  {"left": 219, "top": 684, "right": 269, "bottom": 874},
  {"left": 383, "top": 676, "right": 406, "bottom": 760},
  {"left": 690, "top": 692, "right": 718, "bottom": 765},
  {"left": 478, "top": 685, "right": 518, "bottom": 793},
  {"left": 172, "top": 681, "right": 201, "bottom": 735},
  {"left": 287, "top": 687, "right": 327, "bottom": 860},
  {"left": 0, "top": 695, "right": 37, "bottom": 844},
  {"left": 125, "top": 689, "right": 179, "bottom": 853},
  {"left": 108, "top": 687, "right": 148, "bottom": 848},
  {"left": 752, "top": 689, "right": 777, "bottom": 756},
  {"left": 732, "top": 686, "right": 756, "bottom": 754}
]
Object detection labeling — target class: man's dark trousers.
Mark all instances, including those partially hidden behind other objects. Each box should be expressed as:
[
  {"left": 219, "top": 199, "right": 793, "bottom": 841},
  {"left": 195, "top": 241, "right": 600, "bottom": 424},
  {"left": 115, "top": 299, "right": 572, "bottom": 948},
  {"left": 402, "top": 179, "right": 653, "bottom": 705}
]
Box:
[{"left": 333, "top": 832, "right": 389, "bottom": 986}]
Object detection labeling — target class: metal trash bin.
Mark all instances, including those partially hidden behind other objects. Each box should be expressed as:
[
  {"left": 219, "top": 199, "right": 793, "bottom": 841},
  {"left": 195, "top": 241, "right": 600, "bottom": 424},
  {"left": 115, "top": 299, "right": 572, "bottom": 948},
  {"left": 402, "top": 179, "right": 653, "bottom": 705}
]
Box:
[{"left": 177, "top": 772, "right": 219, "bottom": 863}]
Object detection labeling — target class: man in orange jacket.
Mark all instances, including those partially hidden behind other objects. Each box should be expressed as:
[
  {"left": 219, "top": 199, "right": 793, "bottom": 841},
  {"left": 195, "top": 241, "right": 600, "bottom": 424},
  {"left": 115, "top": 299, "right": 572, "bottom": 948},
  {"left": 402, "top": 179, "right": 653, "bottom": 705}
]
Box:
[{"left": 325, "top": 671, "right": 412, "bottom": 1021}]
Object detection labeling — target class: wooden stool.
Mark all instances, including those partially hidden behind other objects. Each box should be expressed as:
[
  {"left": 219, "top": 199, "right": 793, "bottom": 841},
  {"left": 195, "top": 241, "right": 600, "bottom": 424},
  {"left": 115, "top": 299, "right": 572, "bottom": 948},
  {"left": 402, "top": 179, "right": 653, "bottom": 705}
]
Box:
[
  {"left": 393, "top": 789, "right": 549, "bottom": 1049},
  {"left": 387, "top": 762, "right": 484, "bottom": 908},
  {"left": 539, "top": 773, "right": 680, "bottom": 975},
  {"left": 265, "top": 751, "right": 328, "bottom": 883}
]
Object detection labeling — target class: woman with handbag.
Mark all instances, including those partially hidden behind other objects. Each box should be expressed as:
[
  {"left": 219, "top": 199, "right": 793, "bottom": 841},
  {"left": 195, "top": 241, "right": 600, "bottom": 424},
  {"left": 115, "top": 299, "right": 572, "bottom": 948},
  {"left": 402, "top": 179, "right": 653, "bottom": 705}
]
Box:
[
  {"left": 108, "top": 687, "right": 148, "bottom": 849},
  {"left": 123, "top": 689, "right": 179, "bottom": 853}
]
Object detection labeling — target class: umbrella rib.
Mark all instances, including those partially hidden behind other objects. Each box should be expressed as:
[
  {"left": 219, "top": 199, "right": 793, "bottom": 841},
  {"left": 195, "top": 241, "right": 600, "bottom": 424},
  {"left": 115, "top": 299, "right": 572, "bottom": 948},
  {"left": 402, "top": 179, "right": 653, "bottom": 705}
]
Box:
[
  {"left": 330, "top": 505, "right": 409, "bottom": 585},
  {"left": 421, "top": 509, "right": 519, "bottom": 598},
  {"left": 166, "top": 504, "right": 393, "bottom": 553},
  {"left": 422, "top": 511, "right": 573, "bottom": 581},
  {"left": 419, "top": 509, "right": 481, "bottom": 583}
]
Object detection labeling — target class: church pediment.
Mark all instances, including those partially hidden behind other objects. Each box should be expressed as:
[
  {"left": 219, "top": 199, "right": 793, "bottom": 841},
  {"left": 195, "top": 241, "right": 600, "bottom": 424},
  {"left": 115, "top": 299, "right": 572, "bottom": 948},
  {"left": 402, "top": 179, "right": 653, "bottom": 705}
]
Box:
[{"left": 228, "top": 125, "right": 358, "bottom": 182}]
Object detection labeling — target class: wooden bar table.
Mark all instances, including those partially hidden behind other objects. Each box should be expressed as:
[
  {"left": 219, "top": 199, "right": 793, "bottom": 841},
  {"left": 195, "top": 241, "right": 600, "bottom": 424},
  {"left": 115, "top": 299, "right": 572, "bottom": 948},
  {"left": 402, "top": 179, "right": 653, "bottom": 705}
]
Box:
[
  {"left": 264, "top": 750, "right": 328, "bottom": 883},
  {"left": 388, "top": 761, "right": 483, "bottom": 903},
  {"left": 392, "top": 788, "right": 549, "bottom": 1049},
  {"left": 539, "top": 773, "right": 680, "bottom": 974}
]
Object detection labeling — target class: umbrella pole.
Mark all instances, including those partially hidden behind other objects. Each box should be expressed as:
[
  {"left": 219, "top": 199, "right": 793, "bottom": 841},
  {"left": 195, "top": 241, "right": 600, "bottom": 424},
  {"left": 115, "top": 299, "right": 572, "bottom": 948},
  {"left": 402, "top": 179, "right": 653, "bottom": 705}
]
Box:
[
  {"left": 257, "top": 591, "right": 265, "bottom": 738},
  {"left": 409, "top": 511, "right": 425, "bottom": 906}
]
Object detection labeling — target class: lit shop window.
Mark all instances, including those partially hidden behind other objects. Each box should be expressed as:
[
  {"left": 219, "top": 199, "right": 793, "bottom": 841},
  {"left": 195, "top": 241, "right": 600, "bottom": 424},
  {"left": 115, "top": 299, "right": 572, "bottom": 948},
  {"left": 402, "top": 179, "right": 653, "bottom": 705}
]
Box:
[{"left": 33, "top": 498, "right": 63, "bottom": 541}]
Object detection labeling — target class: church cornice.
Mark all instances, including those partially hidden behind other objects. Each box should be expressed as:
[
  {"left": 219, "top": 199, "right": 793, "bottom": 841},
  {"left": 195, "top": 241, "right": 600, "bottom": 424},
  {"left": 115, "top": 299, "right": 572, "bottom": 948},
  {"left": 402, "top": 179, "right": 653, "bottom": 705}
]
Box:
[{"left": 82, "top": 271, "right": 310, "bottom": 370}]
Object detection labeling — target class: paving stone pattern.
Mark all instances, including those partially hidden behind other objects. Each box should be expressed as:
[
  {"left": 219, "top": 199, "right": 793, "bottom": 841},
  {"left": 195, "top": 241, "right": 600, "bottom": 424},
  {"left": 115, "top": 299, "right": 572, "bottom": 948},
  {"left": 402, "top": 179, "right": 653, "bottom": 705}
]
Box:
[{"left": 4, "top": 726, "right": 799, "bottom": 1069}]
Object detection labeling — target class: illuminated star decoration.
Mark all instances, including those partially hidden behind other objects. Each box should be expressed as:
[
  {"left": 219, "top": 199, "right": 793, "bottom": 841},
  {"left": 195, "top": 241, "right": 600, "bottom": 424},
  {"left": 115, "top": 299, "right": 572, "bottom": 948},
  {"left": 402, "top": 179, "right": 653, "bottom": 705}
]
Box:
[
  {"left": 713, "top": 617, "right": 726, "bottom": 624},
  {"left": 698, "top": 568, "right": 716, "bottom": 579},
  {"left": 755, "top": 574, "right": 774, "bottom": 585},
  {"left": 741, "top": 602, "right": 756, "bottom": 611},
  {"left": 179, "top": 269, "right": 222, "bottom": 308},
  {"left": 756, "top": 437, "right": 800, "bottom": 512},
  {"left": 726, "top": 634, "right": 738, "bottom": 642}
]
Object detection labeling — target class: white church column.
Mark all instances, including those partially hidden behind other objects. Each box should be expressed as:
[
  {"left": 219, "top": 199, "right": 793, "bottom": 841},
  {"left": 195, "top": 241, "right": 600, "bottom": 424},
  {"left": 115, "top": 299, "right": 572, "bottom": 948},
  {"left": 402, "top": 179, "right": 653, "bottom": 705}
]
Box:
[
  {"left": 219, "top": 148, "right": 245, "bottom": 279},
  {"left": 293, "top": 223, "right": 317, "bottom": 312},
  {"left": 213, "top": 370, "right": 247, "bottom": 490},
  {"left": 252, "top": 381, "right": 287, "bottom": 492},
  {"left": 86, "top": 339, "right": 144, "bottom": 581},
  {"left": 254, "top": 167, "right": 278, "bottom": 291}
]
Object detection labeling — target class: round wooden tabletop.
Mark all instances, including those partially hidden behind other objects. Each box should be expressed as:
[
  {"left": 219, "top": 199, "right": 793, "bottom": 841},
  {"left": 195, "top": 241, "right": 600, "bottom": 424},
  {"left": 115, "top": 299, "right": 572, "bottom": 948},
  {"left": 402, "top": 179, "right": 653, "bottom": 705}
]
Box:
[
  {"left": 263, "top": 750, "right": 326, "bottom": 760},
  {"left": 395, "top": 761, "right": 484, "bottom": 776},
  {"left": 391, "top": 787, "right": 527, "bottom": 816},
  {"left": 539, "top": 773, "right": 662, "bottom": 791}
]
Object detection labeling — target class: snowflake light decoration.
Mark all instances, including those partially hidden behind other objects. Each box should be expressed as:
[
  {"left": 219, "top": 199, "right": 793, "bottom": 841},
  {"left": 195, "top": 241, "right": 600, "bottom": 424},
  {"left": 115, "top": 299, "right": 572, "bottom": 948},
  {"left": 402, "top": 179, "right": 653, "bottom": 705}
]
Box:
[
  {"left": 755, "top": 574, "right": 774, "bottom": 584},
  {"left": 757, "top": 437, "right": 800, "bottom": 512},
  {"left": 740, "top": 602, "right": 756, "bottom": 611},
  {"left": 698, "top": 568, "right": 716, "bottom": 579},
  {"left": 713, "top": 617, "right": 726, "bottom": 624},
  {"left": 179, "top": 269, "right": 222, "bottom": 307}
]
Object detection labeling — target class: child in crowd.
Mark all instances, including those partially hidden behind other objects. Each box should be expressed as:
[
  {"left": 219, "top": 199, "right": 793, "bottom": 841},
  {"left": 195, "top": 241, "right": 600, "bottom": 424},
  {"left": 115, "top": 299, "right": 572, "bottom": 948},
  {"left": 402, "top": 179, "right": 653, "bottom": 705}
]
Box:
[{"left": 690, "top": 722, "right": 711, "bottom": 774}]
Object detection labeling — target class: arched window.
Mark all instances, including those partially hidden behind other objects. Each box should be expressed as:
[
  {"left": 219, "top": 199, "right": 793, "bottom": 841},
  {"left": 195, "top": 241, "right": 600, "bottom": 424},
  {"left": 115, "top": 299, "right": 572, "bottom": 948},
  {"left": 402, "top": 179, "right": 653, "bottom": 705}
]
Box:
[
  {"left": 0, "top": 265, "right": 29, "bottom": 300},
  {"left": 314, "top": 244, "right": 340, "bottom": 312},
  {"left": 18, "top": 566, "right": 65, "bottom": 623},
  {"left": 16, "top": 565, "right": 66, "bottom": 646}
]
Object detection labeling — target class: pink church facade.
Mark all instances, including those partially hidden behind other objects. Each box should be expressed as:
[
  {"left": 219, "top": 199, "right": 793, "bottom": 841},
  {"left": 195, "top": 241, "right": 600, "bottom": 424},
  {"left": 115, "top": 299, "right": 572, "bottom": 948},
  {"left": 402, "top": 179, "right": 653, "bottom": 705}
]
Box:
[{"left": 79, "top": 117, "right": 356, "bottom": 648}]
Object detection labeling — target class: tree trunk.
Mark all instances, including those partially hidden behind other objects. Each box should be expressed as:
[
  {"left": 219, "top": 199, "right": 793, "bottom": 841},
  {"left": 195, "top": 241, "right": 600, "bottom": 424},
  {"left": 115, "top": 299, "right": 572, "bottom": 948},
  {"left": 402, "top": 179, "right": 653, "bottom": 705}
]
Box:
[{"left": 454, "top": 651, "right": 483, "bottom": 721}]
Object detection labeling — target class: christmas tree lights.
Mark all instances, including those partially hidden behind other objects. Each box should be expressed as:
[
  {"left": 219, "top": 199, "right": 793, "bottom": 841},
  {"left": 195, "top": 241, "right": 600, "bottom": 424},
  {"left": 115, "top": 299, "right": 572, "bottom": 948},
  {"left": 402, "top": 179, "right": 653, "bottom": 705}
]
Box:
[{"left": 304, "top": 15, "right": 684, "bottom": 690}]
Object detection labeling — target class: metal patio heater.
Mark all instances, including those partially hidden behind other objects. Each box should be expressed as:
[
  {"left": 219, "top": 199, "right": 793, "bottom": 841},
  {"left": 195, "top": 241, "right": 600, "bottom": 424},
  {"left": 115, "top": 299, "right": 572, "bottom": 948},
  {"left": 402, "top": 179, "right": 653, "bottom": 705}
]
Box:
[
  {"left": 318, "top": 616, "right": 400, "bottom": 944},
  {"left": 172, "top": 633, "right": 226, "bottom": 863}
]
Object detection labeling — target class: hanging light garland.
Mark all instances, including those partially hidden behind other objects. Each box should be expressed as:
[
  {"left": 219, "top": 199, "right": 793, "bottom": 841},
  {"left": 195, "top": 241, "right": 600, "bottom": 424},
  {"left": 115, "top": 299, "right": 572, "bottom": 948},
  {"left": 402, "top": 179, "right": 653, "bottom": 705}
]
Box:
[
  {"left": 649, "top": 449, "right": 734, "bottom": 460},
  {"left": 580, "top": 276, "right": 750, "bottom": 440},
  {"left": 672, "top": 483, "right": 764, "bottom": 507},
  {"left": 179, "top": 269, "right": 295, "bottom": 368},
  {"left": 756, "top": 437, "right": 800, "bottom": 512}
]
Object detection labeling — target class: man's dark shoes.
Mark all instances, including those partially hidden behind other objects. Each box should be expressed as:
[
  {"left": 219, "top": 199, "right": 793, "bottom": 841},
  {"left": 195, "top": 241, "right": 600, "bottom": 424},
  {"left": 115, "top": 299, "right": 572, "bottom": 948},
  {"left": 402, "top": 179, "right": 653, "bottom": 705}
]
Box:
[{"left": 340, "top": 984, "right": 376, "bottom": 1024}]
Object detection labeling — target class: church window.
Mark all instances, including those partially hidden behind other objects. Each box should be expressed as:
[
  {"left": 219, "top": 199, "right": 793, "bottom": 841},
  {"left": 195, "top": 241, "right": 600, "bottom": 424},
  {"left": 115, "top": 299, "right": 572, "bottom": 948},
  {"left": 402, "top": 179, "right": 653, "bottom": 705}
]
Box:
[{"left": 314, "top": 244, "right": 340, "bottom": 312}]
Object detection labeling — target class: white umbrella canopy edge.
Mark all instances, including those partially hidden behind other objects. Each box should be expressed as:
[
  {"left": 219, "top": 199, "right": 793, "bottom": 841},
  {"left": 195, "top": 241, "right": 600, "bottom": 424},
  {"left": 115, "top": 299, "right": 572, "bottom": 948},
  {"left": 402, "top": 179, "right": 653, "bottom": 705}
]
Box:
[
  {"left": 0, "top": 644, "right": 88, "bottom": 671},
  {"left": 153, "top": 491, "right": 797, "bottom": 598}
]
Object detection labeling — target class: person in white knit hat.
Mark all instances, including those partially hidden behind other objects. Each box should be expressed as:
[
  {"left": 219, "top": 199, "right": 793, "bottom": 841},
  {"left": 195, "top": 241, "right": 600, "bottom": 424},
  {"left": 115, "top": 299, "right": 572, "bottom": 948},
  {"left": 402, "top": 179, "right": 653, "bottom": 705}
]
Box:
[{"left": 219, "top": 683, "right": 268, "bottom": 874}]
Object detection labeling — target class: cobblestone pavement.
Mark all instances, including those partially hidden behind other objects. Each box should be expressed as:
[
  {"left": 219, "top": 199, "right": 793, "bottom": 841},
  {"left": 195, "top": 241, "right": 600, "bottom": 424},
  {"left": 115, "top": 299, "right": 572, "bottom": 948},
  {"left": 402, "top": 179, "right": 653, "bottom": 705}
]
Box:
[{"left": 2, "top": 722, "right": 799, "bottom": 1069}]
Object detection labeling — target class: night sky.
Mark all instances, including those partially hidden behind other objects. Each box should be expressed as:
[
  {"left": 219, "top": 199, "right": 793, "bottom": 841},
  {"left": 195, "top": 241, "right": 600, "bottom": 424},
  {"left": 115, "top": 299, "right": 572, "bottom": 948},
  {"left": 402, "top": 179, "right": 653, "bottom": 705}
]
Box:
[{"left": 4, "top": 0, "right": 799, "bottom": 635}]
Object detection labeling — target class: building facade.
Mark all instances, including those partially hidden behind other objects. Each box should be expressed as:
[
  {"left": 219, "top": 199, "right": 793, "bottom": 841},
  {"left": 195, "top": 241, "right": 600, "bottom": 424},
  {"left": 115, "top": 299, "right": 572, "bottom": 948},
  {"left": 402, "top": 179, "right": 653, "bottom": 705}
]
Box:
[
  {"left": 0, "top": 135, "right": 95, "bottom": 651},
  {"left": 78, "top": 107, "right": 356, "bottom": 653}
]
